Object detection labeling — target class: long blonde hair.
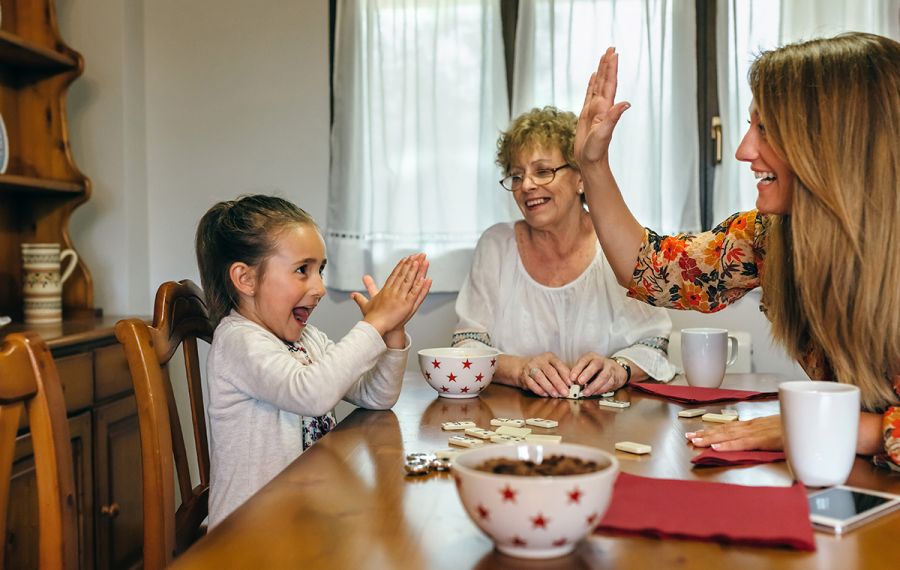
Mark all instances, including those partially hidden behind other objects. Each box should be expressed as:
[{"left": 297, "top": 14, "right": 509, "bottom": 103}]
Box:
[{"left": 756, "top": 33, "right": 900, "bottom": 411}]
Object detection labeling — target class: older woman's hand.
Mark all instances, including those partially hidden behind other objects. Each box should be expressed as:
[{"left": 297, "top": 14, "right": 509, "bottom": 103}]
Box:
[
  {"left": 575, "top": 47, "right": 630, "bottom": 166},
  {"left": 571, "top": 352, "right": 629, "bottom": 397},
  {"left": 685, "top": 415, "right": 783, "bottom": 451},
  {"left": 518, "top": 353, "right": 571, "bottom": 398}
]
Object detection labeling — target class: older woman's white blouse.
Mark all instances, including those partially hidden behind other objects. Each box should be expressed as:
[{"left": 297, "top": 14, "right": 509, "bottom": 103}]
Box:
[{"left": 453, "top": 222, "right": 676, "bottom": 381}]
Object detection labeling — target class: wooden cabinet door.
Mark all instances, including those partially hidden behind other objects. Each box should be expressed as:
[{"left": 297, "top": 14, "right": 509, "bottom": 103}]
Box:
[
  {"left": 94, "top": 396, "right": 143, "bottom": 570},
  {"left": 4, "top": 412, "right": 94, "bottom": 569}
]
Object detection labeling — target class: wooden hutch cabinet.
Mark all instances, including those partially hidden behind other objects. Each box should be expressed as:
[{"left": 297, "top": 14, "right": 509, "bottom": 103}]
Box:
[{"left": 1, "top": 1, "right": 143, "bottom": 568}]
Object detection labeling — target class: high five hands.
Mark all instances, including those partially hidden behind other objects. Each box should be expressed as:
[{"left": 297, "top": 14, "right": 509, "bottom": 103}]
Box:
[
  {"left": 353, "top": 253, "right": 432, "bottom": 348},
  {"left": 575, "top": 47, "right": 630, "bottom": 166}
]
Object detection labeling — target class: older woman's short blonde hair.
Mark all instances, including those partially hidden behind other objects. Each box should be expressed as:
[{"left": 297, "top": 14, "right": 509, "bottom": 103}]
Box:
[{"left": 495, "top": 106, "right": 577, "bottom": 175}]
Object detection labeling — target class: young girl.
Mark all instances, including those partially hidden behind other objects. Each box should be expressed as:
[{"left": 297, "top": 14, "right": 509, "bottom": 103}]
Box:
[{"left": 195, "top": 194, "right": 431, "bottom": 525}]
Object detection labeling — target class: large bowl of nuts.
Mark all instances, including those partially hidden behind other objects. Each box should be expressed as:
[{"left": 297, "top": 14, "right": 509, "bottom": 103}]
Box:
[{"left": 451, "top": 443, "right": 619, "bottom": 559}]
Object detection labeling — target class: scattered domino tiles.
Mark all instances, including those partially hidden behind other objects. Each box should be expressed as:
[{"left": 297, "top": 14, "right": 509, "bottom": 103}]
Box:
[
  {"left": 525, "top": 418, "right": 559, "bottom": 428},
  {"left": 448, "top": 435, "right": 484, "bottom": 448},
  {"left": 490, "top": 434, "right": 525, "bottom": 445},
  {"left": 566, "top": 384, "right": 582, "bottom": 399},
  {"left": 525, "top": 434, "right": 562, "bottom": 443},
  {"left": 597, "top": 399, "right": 630, "bottom": 409},
  {"left": 615, "top": 441, "right": 652, "bottom": 455},
  {"left": 567, "top": 385, "right": 615, "bottom": 399},
  {"left": 490, "top": 418, "right": 526, "bottom": 428},
  {"left": 435, "top": 448, "right": 462, "bottom": 460},
  {"left": 464, "top": 427, "right": 496, "bottom": 440},
  {"left": 677, "top": 408, "right": 707, "bottom": 418},
  {"left": 441, "top": 421, "right": 476, "bottom": 431},
  {"left": 701, "top": 413, "right": 737, "bottom": 423},
  {"left": 495, "top": 425, "right": 532, "bottom": 437}
]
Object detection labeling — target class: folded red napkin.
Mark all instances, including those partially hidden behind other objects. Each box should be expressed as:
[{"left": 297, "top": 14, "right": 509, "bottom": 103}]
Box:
[
  {"left": 595, "top": 473, "right": 815, "bottom": 551},
  {"left": 691, "top": 448, "right": 786, "bottom": 466},
  {"left": 630, "top": 383, "right": 777, "bottom": 404}
]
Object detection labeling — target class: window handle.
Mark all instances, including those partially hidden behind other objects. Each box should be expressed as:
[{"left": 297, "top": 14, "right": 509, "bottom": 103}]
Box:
[{"left": 710, "top": 116, "right": 722, "bottom": 164}]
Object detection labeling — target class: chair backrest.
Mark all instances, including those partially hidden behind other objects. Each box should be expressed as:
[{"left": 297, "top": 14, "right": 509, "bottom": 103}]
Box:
[
  {"left": 0, "top": 332, "right": 78, "bottom": 569},
  {"left": 115, "top": 279, "right": 214, "bottom": 569}
]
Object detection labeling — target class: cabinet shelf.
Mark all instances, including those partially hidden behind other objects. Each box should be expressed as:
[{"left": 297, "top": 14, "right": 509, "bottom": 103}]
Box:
[
  {"left": 0, "top": 173, "right": 85, "bottom": 194},
  {"left": 0, "top": 30, "right": 77, "bottom": 72},
  {"left": 0, "top": 0, "right": 94, "bottom": 321},
  {"left": 1, "top": 5, "right": 129, "bottom": 565}
]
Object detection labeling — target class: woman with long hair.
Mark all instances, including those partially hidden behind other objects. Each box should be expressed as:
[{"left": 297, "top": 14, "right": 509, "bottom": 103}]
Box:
[{"left": 575, "top": 32, "right": 900, "bottom": 468}]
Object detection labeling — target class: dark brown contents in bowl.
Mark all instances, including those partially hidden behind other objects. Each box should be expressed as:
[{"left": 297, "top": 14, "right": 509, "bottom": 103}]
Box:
[{"left": 474, "top": 455, "right": 602, "bottom": 476}]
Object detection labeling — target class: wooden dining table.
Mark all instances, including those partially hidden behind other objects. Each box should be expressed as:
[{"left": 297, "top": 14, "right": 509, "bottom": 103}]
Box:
[{"left": 171, "top": 372, "right": 900, "bottom": 569}]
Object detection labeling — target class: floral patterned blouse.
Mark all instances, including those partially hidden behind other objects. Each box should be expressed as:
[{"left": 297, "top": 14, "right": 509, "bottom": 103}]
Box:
[{"left": 627, "top": 210, "right": 900, "bottom": 470}]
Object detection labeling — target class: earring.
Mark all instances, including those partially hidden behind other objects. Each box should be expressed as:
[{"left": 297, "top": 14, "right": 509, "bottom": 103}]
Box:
[{"left": 577, "top": 187, "right": 584, "bottom": 194}]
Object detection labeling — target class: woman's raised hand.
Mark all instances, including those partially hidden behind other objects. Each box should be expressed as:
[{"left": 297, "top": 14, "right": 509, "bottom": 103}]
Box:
[
  {"left": 575, "top": 47, "right": 630, "bottom": 166},
  {"left": 353, "top": 254, "right": 432, "bottom": 341}
]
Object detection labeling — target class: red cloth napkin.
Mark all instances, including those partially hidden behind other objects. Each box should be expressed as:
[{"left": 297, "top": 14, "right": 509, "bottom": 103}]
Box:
[
  {"left": 630, "top": 383, "right": 777, "bottom": 404},
  {"left": 595, "top": 473, "right": 815, "bottom": 551},
  {"left": 691, "top": 448, "right": 786, "bottom": 466}
]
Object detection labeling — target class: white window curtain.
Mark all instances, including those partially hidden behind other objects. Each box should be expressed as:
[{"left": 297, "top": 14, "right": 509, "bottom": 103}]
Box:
[
  {"left": 328, "top": 0, "right": 516, "bottom": 292},
  {"left": 713, "top": 0, "right": 900, "bottom": 223},
  {"left": 512, "top": 0, "right": 700, "bottom": 234}
]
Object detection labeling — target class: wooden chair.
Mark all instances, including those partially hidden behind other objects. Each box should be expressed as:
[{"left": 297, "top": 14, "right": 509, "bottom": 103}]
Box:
[
  {"left": 115, "top": 280, "right": 214, "bottom": 569},
  {"left": 0, "top": 332, "right": 78, "bottom": 569}
]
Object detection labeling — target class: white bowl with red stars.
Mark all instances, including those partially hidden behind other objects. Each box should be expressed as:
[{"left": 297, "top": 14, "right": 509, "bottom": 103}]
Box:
[
  {"left": 451, "top": 443, "right": 619, "bottom": 559},
  {"left": 417, "top": 347, "right": 500, "bottom": 399}
]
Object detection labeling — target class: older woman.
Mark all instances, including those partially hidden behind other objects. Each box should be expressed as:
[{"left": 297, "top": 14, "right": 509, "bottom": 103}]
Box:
[{"left": 452, "top": 106, "right": 675, "bottom": 398}]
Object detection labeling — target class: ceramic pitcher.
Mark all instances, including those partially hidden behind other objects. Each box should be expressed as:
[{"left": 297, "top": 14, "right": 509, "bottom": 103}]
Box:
[{"left": 21, "top": 242, "right": 78, "bottom": 324}]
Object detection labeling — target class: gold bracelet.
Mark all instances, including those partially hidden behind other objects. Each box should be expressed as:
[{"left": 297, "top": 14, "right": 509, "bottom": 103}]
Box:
[{"left": 612, "top": 357, "right": 632, "bottom": 383}]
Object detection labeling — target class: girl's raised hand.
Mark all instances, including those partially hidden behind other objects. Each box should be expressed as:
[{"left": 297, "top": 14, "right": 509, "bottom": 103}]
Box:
[
  {"left": 352, "top": 254, "right": 432, "bottom": 338},
  {"left": 574, "top": 47, "right": 630, "bottom": 166}
]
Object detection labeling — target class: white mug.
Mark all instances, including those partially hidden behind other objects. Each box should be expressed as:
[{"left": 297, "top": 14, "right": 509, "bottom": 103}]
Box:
[
  {"left": 21, "top": 243, "right": 78, "bottom": 324},
  {"left": 680, "top": 328, "right": 738, "bottom": 388},
  {"left": 780, "top": 381, "right": 859, "bottom": 487}
]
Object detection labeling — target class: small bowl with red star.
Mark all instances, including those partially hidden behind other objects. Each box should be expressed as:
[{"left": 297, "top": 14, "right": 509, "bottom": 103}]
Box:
[
  {"left": 451, "top": 443, "right": 619, "bottom": 559},
  {"left": 417, "top": 346, "right": 500, "bottom": 399}
]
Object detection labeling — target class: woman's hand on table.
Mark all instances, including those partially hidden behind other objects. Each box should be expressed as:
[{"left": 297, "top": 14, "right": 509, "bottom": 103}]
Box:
[
  {"left": 571, "top": 352, "right": 629, "bottom": 397},
  {"left": 685, "top": 415, "right": 783, "bottom": 451},
  {"left": 517, "top": 353, "right": 571, "bottom": 398}
]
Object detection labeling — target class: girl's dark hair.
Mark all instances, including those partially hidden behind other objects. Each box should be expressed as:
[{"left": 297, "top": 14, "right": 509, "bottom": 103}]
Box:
[{"left": 195, "top": 194, "right": 317, "bottom": 326}]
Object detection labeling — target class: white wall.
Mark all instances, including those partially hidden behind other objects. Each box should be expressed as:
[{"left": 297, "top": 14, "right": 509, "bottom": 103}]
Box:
[
  {"left": 666, "top": 288, "right": 808, "bottom": 379},
  {"left": 59, "top": 0, "right": 150, "bottom": 315},
  {"left": 60, "top": 0, "right": 459, "bottom": 367},
  {"left": 58, "top": 1, "right": 799, "bottom": 381}
]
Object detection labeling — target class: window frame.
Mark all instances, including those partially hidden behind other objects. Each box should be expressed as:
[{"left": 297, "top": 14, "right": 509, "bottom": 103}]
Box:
[{"left": 328, "top": 0, "right": 721, "bottom": 230}]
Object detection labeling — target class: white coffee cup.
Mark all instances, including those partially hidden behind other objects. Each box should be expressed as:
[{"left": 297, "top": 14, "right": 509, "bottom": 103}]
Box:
[
  {"left": 680, "top": 328, "right": 738, "bottom": 388},
  {"left": 779, "top": 381, "right": 859, "bottom": 487}
]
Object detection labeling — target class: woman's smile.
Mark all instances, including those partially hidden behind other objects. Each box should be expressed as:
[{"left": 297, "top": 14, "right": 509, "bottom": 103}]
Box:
[{"left": 524, "top": 196, "right": 551, "bottom": 210}]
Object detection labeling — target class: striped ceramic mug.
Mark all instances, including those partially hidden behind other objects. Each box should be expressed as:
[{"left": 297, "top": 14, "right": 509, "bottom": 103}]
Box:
[{"left": 21, "top": 243, "right": 78, "bottom": 323}]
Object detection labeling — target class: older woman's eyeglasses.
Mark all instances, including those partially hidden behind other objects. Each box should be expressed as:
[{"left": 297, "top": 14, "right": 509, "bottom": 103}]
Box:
[{"left": 499, "top": 164, "right": 571, "bottom": 191}]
